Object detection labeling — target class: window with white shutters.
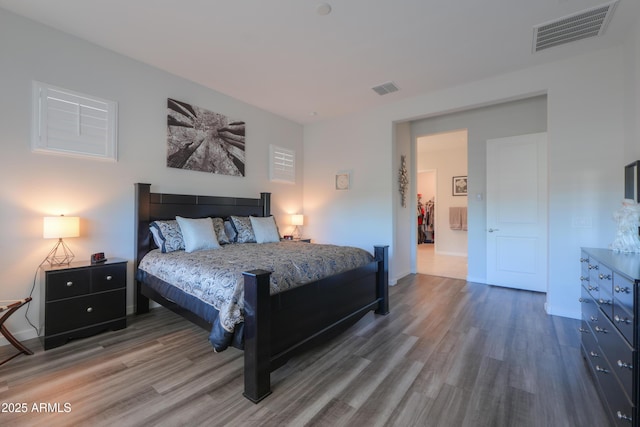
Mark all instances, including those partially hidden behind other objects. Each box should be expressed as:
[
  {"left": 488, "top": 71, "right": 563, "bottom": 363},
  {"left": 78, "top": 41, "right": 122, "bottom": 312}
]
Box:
[
  {"left": 32, "top": 81, "right": 118, "bottom": 161},
  {"left": 269, "top": 145, "right": 295, "bottom": 184}
]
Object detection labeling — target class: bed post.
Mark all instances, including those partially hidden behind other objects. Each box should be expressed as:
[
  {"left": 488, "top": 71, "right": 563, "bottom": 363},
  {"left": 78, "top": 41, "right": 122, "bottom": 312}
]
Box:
[
  {"left": 260, "top": 192, "right": 271, "bottom": 217},
  {"left": 134, "top": 183, "right": 151, "bottom": 314},
  {"left": 242, "top": 269, "right": 272, "bottom": 403},
  {"left": 374, "top": 245, "right": 389, "bottom": 315}
]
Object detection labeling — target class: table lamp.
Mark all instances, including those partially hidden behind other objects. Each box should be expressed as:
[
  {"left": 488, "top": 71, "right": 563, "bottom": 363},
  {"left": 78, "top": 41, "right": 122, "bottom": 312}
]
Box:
[
  {"left": 291, "top": 214, "right": 304, "bottom": 239},
  {"left": 43, "top": 215, "right": 80, "bottom": 266}
]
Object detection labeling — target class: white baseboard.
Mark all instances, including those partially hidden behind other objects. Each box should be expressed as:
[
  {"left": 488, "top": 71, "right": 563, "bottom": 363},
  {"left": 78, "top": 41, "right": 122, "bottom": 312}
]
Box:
[
  {"left": 544, "top": 303, "right": 580, "bottom": 320},
  {"left": 436, "top": 251, "right": 468, "bottom": 257},
  {"left": 0, "top": 327, "right": 38, "bottom": 348},
  {"left": 391, "top": 270, "right": 410, "bottom": 286},
  {"left": 466, "top": 275, "right": 487, "bottom": 284}
]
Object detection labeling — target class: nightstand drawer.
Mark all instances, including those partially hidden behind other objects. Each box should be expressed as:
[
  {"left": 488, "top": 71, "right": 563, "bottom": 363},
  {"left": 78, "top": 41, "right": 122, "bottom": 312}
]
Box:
[
  {"left": 46, "top": 269, "right": 90, "bottom": 300},
  {"left": 45, "top": 289, "right": 126, "bottom": 335},
  {"left": 91, "top": 264, "right": 126, "bottom": 292}
]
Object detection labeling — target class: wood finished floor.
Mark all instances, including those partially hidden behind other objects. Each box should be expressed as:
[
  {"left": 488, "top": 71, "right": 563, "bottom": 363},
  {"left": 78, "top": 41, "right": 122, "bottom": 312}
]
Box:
[{"left": 0, "top": 275, "right": 610, "bottom": 427}]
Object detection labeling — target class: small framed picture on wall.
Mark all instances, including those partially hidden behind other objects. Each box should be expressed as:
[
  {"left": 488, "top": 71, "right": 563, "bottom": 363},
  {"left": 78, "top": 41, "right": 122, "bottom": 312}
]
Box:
[
  {"left": 336, "top": 172, "right": 350, "bottom": 190},
  {"left": 452, "top": 176, "right": 468, "bottom": 196}
]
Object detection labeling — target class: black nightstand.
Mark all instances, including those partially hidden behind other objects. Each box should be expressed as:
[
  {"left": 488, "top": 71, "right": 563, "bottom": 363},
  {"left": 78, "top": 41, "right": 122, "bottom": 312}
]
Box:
[{"left": 40, "top": 258, "right": 127, "bottom": 350}]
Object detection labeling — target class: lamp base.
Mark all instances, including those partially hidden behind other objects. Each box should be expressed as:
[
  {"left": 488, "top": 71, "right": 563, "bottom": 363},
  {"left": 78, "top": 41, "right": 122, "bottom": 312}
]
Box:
[{"left": 45, "top": 238, "right": 75, "bottom": 266}]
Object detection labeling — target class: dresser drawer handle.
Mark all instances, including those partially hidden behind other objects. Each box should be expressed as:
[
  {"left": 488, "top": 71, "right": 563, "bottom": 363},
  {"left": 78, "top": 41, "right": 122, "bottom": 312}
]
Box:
[
  {"left": 617, "top": 360, "right": 633, "bottom": 370},
  {"left": 86, "top": 307, "right": 93, "bottom": 313},
  {"left": 106, "top": 275, "right": 113, "bottom": 281},
  {"left": 599, "top": 273, "right": 611, "bottom": 280},
  {"left": 614, "top": 315, "right": 631, "bottom": 324},
  {"left": 597, "top": 298, "right": 611, "bottom": 305},
  {"left": 580, "top": 276, "right": 589, "bottom": 282},
  {"left": 578, "top": 298, "right": 587, "bottom": 303},
  {"left": 66, "top": 281, "right": 73, "bottom": 287},
  {"left": 588, "top": 264, "right": 599, "bottom": 270},
  {"left": 595, "top": 365, "right": 609, "bottom": 374},
  {"left": 578, "top": 328, "right": 589, "bottom": 333},
  {"left": 614, "top": 286, "right": 630, "bottom": 294},
  {"left": 617, "top": 411, "right": 632, "bottom": 422},
  {"left": 580, "top": 257, "right": 589, "bottom": 263},
  {"left": 594, "top": 326, "right": 607, "bottom": 334},
  {"left": 589, "top": 315, "right": 597, "bottom": 322},
  {"left": 589, "top": 351, "right": 599, "bottom": 358},
  {"left": 587, "top": 285, "right": 598, "bottom": 291}
]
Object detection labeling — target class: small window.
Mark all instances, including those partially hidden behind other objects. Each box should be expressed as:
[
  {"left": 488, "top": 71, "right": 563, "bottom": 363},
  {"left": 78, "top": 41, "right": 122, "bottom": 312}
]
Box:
[
  {"left": 269, "top": 145, "right": 295, "bottom": 184},
  {"left": 31, "top": 81, "right": 118, "bottom": 161}
]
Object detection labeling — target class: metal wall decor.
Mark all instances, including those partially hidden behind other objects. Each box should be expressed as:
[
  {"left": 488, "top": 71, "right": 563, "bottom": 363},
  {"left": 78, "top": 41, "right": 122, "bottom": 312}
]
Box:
[{"left": 399, "top": 155, "right": 409, "bottom": 207}]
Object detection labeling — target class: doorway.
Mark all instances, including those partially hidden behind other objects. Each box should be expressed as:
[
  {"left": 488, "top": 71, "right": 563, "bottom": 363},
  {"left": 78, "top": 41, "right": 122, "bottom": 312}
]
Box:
[{"left": 416, "top": 130, "right": 468, "bottom": 280}]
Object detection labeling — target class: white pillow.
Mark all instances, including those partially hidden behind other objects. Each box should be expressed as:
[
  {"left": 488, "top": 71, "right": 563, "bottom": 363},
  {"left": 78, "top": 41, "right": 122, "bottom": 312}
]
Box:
[
  {"left": 175, "top": 216, "right": 221, "bottom": 252},
  {"left": 249, "top": 216, "right": 280, "bottom": 243}
]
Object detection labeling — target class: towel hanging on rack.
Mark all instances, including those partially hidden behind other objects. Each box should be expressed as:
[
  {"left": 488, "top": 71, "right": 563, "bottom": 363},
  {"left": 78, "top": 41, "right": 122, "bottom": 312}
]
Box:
[{"left": 449, "top": 207, "right": 467, "bottom": 230}]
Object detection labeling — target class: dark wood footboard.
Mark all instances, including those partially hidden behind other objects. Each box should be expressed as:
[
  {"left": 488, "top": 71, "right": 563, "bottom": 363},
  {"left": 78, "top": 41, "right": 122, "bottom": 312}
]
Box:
[{"left": 242, "top": 245, "right": 389, "bottom": 403}]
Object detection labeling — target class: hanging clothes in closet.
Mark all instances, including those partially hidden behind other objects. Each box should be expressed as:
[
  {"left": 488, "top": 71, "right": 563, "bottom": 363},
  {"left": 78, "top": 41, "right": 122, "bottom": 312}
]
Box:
[
  {"left": 418, "top": 194, "right": 427, "bottom": 244},
  {"left": 425, "top": 198, "right": 434, "bottom": 243}
]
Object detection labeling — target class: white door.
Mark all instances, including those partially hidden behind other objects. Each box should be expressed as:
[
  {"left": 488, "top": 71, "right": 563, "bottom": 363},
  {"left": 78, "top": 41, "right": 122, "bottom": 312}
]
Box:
[{"left": 486, "top": 132, "right": 547, "bottom": 292}]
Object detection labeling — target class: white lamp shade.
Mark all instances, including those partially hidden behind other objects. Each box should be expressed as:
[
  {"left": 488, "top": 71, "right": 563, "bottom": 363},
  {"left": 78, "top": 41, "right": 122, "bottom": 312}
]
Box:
[
  {"left": 43, "top": 216, "right": 80, "bottom": 239},
  {"left": 291, "top": 214, "right": 304, "bottom": 226}
]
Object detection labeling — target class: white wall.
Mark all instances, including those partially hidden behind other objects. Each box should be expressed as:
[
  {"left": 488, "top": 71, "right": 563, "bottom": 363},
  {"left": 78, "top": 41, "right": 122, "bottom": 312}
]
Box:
[
  {"left": 417, "top": 172, "right": 435, "bottom": 203},
  {"left": 305, "top": 44, "right": 632, "bottom": 319},
  {"left": 627, "top": 19, "right": 640, "bottom": 161},
  {"left": 393, "top": 122, "right": 412, "bottom": 281},
  {"left": 303, "top": 109, "right": 394, "bottom": 256},
  {"left": 0, "top": 9, "right": 303, "bottom": 343}
]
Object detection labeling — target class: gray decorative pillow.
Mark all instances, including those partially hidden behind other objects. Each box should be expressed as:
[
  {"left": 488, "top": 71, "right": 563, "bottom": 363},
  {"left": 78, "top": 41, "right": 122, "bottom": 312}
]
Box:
[
  {"left": 149, "top": 220, "right": 185, "bottom": 253},
  {"left": 249, "top": 216, "right": 280, "bottom": 243},
  {"left": 212, "top": 217, "right": 230, "bottom": 245},
  {"left": 176, "top": 216, "right": 221, "bottom": 252},
  {"left": 224, "top": 220, "right": 237, "bottom": 242},
  {"left": 230, "top": 216, "right": 256, "bottom": 243}
]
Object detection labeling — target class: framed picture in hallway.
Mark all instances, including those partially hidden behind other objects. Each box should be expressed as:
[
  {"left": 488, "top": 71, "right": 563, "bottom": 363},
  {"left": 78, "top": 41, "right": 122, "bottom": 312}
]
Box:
[{"left": 453, "top": 176, "right": 467, "bottom": 196}]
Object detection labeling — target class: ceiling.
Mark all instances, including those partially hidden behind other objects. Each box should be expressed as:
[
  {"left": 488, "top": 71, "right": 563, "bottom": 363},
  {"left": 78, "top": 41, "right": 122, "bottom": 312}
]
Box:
[{"left": 1, "top": 0, "right": 638, "bottom": 124}]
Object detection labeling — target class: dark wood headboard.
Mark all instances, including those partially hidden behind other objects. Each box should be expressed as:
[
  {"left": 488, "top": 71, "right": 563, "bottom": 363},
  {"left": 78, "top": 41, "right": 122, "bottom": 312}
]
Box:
[{"left": 134, "top": 183, "right": 271, "bottom": 269}]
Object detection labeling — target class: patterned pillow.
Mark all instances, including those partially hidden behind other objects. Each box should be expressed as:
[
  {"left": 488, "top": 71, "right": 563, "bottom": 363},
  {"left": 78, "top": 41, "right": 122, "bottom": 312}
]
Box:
[
  {"left": 230, "top": 216, "right": 256, "bottom": 243},
  {"left": 149, "top": 220, "right": 185, "bottom": 253},
  {"left": 212, "top": 217, "right": 230, "bottom": 245}
]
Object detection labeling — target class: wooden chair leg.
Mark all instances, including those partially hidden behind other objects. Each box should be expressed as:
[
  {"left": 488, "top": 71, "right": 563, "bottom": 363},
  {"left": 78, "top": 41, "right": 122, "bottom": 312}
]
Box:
[{"left": 0, "top": 298, "right": 34, "bottom": 366}]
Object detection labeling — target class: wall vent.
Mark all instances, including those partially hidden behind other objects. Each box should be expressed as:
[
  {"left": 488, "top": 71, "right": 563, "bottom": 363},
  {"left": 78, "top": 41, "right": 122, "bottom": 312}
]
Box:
[
  {"left": 372, "top": 81, "right": 399, "bottom": 96},
  {"left": 533, "top": 0, "right": 618, "bottom": 53}
]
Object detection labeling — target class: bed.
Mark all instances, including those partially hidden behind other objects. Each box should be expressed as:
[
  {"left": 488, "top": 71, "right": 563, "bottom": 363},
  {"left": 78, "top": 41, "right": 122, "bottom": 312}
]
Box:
[{"left": 133, "top": 183, "right": 389, "bottom": 403}]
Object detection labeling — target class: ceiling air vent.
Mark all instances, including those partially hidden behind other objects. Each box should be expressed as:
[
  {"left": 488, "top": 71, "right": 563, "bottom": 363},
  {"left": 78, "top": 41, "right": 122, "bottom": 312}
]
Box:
[
  {"left": 372, "top": 81, "right": 399, "bottom": 96},
  {"left": 533, "top": 0, "right": 618, "bottom": 53}
]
